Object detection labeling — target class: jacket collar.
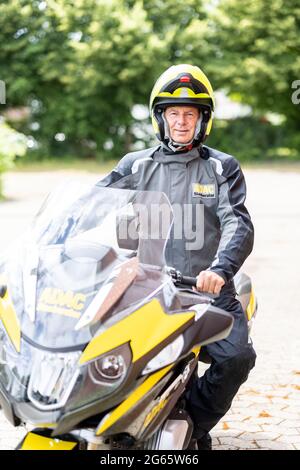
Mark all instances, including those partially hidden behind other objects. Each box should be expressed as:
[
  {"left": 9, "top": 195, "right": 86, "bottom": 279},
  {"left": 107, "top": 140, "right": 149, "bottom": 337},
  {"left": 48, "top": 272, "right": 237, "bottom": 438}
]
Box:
[{"left": 153, "top": 145, "right": 202, "bottom": 165}]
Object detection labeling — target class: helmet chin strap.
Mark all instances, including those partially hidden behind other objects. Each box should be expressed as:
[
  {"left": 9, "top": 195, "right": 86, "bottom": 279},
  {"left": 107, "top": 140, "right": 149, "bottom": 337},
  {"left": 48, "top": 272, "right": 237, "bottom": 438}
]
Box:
[{"left": 162, "top": 112, "right": 202, "bottom": 152}]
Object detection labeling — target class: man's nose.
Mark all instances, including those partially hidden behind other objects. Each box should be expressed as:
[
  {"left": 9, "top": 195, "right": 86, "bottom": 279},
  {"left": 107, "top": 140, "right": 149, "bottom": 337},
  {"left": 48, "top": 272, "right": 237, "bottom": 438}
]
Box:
[{"left": 176, "top": 114, "right": 186, "bottom": 126}]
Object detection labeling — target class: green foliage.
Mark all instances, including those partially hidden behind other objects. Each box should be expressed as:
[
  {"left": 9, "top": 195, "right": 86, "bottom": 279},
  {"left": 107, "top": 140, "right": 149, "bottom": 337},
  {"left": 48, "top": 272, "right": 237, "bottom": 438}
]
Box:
[
  {"left": 0, "top": 120, "right": 27, "bottom": 197},
  {"left": 207, "top": 116, "right": 299, "bottom": 162},
  {"left": 0, "top": 0, "right": 174, "bottom": 159},
  {"left": 0, "top": 121, "right": 27, "bottom": 172},
  {"left": 208, "top": 0, "right": 300, "bottom": 131},
  {"left": 0, "top": 0, "right": 299, "bottom": 161},
  {"left": 0, "top": 0, "right": 214, "bottom": 159}
]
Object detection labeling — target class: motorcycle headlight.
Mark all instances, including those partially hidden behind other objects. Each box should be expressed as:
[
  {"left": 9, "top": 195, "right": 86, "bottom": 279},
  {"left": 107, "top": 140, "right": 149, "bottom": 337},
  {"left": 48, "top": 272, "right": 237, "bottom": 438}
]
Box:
[
  {"left": 26, "top": 344, "right": 132, "bottom": 412},
  {"left": 27, "top": 350, "right": 82, "bottom": 411},
  {"left": 89, "top": 353, "right": 126, "bottom": 383},
  {"left": 142, "top": 334, "right": 184, "bottom": 375},
  {"left": 63, "top": 343, "right": 132, "bottom": 412},
  {"left": 0, "top": 322, "right": 32, "bottom": 401}
]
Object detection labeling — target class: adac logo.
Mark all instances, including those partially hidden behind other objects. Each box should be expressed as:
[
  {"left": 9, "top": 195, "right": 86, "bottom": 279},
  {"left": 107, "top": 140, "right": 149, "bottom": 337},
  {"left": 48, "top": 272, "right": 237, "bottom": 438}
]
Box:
[
  {"left": 144, "top": 397, "right": 169, "bottom": 428},
  {"left": 37, "top": 288, "right": 86, "bottom": 319},
  {"left": 143, "top": 363, "right": 192, "bottom": 428},
  {"left": 193, "top": 183, "right": 215, "bottom": 198}
]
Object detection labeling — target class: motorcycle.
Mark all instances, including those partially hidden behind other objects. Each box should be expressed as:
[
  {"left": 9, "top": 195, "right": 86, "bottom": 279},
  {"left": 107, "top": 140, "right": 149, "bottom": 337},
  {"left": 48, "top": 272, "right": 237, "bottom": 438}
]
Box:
[{"left": 0, "top": 181, "right": 257, "bottom": 450}]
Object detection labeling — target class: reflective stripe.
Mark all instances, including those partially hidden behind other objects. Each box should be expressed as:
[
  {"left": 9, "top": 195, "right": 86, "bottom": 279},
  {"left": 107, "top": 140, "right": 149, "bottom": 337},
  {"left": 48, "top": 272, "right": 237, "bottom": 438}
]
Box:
[
  {"left": 208, "top": 156, "right": 223, "bottom": 175},
  {"left": 131, "top": 157, "right": 153, "bottom": 174}
]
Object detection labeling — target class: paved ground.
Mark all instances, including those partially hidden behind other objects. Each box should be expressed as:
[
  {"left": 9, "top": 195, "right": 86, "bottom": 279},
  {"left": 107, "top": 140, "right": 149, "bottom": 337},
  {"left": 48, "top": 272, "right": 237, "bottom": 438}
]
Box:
[{"left": 0, "top": 168, "right": 299, "bottom": 450}]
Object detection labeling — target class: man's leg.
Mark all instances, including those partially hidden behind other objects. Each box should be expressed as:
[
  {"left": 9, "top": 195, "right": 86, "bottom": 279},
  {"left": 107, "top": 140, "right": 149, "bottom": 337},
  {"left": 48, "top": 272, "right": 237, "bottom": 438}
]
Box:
[{"left": 185, "top": 289, "right": 256, "bottom": 441}]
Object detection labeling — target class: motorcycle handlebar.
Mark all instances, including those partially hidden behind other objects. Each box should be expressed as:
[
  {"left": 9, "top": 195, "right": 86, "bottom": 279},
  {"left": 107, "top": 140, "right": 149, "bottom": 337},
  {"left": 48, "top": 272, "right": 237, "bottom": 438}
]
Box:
[
  {"left": 179, "top": 275, "right": 198, "bottom": 287},
  {"left": 166, "top": 267, "right": 218, "bottom": 299},
  {"left": 167, "top": 267, "right": 197, "bottom": 287}
]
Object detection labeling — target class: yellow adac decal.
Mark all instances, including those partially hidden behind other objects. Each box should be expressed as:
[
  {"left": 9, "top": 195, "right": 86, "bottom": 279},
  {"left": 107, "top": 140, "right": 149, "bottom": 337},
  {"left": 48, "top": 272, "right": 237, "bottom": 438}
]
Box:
[
  {"left": 193, "top": 183, "right": 215, "bottom": 198},
  {"left": 96, "top": 363, "right": 173, "bottom": 436},
  {"left": 37, "top": 288, "right": 86, "bottom": 319},
  {"left": 246, "top": 290, "right": 256, "bottom": 321},
  {"left": 143, "top": 346, "right": 201, "bottom": 429},
  {"left": 144, "top": 396, "right": 169, "bottom": 428},
  {"left": 39, "top": 288, "right": 86, "bottom": 310},
  {"left": 79, "top": 299, "right": 194, "bottom": 365},
  {"left": 20, "top": 432, "right": 77, "bottom": 450},
  {"left": 0, "top": 286, "right": 21, "bottom": 352}
]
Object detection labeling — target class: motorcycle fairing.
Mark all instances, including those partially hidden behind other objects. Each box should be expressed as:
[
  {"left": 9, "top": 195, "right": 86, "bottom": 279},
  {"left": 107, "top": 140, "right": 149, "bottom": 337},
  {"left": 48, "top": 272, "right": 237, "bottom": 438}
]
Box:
[
  {"left": 95, "top": 347, "right": 201, "bottom": 441},
  {"left": 96, "top": 363, "right": 175, "bottom": 435},
  {"left": 246, "top": 290, "right": 257, "bottom": 321},
  {"left": 51, "top": 299, "right": 196, "bottom": 436},
  {"left": 17, "top": 428, "right": 84, "bottom": 450},
  {"left": 79, "top": 298, "right": 195, "bottom": 365},
  {"left": 0, "top": 281, "right": 21, "bottom": 352},
  {"left": 234, "top": 271, "right": 257, "bottom": 321},
  {"left": 0, "top": 182, "right": 237, "bottom": 448},
  {"left": 51, "top": 303, "right": 232, "bottom": 437}
]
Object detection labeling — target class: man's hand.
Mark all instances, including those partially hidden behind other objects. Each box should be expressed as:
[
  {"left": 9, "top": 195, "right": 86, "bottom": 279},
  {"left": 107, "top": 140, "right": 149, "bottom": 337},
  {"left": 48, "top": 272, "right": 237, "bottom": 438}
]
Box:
[{"left": 196, "top": 270, "right": 225, "bottom": 295}]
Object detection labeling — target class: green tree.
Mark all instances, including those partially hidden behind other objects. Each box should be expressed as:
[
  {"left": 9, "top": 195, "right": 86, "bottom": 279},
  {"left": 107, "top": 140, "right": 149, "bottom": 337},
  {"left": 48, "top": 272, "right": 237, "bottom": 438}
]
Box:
[
  {"left": 0, "top": 0, "right": 167, "bottom": 158},
  {"left": 0, "top": 121, "right": 27, "bottom": 198},
  {"left": 208, "top": 0, "right": 300, "bottom": 131},
  {"left": 61, "top": 0, "right": 167, "bottom": 156},
  {"left": 2, "top": 0, "right": 297, "bottom": 160},
  {"left": 0, "top": 0, "right": 213, "bottom": 159}
]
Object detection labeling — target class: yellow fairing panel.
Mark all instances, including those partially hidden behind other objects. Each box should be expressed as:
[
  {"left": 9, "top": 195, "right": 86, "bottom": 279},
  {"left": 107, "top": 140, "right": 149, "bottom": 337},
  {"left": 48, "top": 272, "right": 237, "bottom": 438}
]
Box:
[
  {"left": 79, "top": 299, "right": 194, "bottom": 365},
  {"left": 20, "top": 432, "right": 77, "bottom": 450},
  {"left": 97, "top": 344, "right": 201, "bottom": 435},
  {"left": 96, "top": 363, "right": 173, "bottom": 435},
  {"left": 246, "top": 291, "right": 256, "bottom": 321},
  {"left": 191, "top": 345, "right": 201, "bottom": 356},
  {"left": 0, "top": 287, "right": 21, "bottom": 352}
]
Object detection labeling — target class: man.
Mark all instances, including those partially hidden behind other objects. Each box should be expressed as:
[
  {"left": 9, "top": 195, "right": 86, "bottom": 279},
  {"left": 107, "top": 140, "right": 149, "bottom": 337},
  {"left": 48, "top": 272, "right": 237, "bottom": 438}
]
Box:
[{"left": 98, "top": 64, "right": 256, "bottom": 449}]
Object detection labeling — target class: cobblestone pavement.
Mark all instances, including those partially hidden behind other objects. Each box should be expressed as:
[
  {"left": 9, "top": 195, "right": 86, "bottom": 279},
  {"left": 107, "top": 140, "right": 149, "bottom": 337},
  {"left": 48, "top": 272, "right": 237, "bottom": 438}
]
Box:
[{"left": 0, "top": 168, "right": 299, "bottom": 450}]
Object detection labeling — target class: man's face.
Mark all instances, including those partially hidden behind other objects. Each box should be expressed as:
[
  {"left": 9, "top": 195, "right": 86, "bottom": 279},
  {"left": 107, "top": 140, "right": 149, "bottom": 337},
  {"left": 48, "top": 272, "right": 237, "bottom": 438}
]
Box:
[{"left": 164, "top": 106, "right": 200, "bottom": 144}]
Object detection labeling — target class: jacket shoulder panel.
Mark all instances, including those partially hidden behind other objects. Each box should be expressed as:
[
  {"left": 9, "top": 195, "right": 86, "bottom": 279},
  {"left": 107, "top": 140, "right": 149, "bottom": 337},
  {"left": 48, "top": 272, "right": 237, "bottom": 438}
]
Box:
[
  {"left": 204, "top": 145, "right": 240, "bottom": 178},
  {"left": 116, "top": 145, "right": 160, "bottom": 176}
]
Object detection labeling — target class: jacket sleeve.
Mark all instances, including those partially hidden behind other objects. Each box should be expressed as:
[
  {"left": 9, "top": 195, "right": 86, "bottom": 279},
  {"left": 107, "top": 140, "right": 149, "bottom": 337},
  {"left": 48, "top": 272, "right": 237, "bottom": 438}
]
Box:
[
  {"left": 208, "top": 158, "right": 254, "bottom": 283},
  {"left": 96, "top": 154, "right": 132, "bottom": 187}
]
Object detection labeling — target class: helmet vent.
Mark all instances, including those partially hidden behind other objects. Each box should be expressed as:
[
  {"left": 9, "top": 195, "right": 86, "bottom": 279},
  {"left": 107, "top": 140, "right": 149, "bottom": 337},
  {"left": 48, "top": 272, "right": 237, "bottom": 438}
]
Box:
[{"left": 180, "top": 76, "right": 191, "bottom": 83}]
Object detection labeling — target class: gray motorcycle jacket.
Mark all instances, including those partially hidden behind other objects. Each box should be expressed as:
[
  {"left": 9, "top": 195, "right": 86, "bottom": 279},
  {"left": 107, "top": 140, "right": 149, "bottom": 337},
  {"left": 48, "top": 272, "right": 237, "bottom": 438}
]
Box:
[{"left": 98, "top": 144, "right": 254, "bottom": 285}]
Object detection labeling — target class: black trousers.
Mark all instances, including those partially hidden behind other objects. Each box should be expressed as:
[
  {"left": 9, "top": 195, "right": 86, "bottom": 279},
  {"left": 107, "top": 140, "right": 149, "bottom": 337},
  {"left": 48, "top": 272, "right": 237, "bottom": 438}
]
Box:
[{"left": 185, "top": 283, "right": 257, "bottom": 439}]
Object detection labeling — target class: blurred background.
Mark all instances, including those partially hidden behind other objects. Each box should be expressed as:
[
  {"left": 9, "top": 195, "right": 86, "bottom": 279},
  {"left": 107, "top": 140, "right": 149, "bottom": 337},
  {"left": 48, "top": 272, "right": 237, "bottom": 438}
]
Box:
[{"left": 0, "top": 0, "right": 299, "bottom": 193}]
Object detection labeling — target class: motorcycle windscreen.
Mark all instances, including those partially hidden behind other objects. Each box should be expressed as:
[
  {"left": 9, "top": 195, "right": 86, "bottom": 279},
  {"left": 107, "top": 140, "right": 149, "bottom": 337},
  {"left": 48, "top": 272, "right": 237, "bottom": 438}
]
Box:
[{"left": 0, "top": 182, "right": 173, "bottom": 349}]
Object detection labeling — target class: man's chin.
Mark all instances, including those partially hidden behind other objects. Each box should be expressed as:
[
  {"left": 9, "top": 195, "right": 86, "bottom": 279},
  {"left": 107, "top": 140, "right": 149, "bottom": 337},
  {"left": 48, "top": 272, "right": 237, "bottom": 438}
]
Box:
[{"left": 172, "top": 136, "right": 191, "bottom": 144}]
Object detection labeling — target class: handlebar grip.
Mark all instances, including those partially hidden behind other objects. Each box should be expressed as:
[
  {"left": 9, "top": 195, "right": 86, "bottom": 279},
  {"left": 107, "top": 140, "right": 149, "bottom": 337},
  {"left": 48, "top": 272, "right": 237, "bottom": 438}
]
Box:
[
  {"left": 167, "top": 268, "right": 218, "bottom": 299},
  {"left": 181, "top": 276, "right": 218, "bottom": 300},
  {"left": 180, "top": 276, "right": 198, "bottom": 287}
]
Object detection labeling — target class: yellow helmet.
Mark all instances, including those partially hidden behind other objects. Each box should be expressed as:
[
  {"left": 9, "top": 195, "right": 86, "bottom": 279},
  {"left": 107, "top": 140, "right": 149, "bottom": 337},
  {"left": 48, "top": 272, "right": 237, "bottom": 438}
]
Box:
[{"left": 150, "top": 64, "right": 215, "bottom": 148}]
